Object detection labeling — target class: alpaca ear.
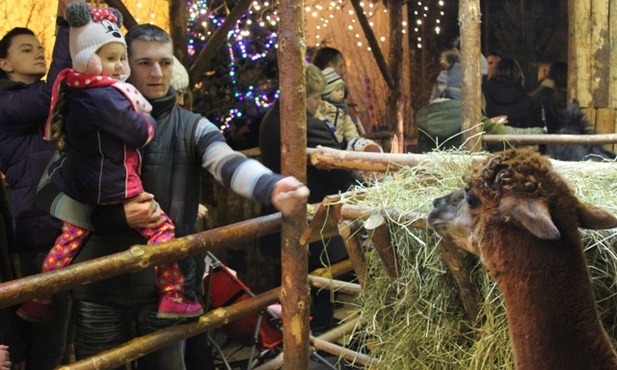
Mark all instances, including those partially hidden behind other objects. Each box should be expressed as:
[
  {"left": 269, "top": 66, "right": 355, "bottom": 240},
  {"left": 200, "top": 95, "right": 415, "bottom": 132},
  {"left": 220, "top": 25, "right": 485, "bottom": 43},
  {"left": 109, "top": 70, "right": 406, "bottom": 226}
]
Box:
[
  {"left": 499, "top": 196, "right": 560, "bottom": 240},
  {"left": 576, "top": 201, "right": 617, "bottom": 230}
]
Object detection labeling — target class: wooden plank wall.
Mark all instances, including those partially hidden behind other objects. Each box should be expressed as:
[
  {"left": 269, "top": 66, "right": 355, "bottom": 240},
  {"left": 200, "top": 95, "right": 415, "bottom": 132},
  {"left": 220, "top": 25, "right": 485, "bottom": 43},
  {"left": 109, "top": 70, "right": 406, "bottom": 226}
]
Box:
[{"left": 570, "top": 0, "right": 617, "bottom": 150}]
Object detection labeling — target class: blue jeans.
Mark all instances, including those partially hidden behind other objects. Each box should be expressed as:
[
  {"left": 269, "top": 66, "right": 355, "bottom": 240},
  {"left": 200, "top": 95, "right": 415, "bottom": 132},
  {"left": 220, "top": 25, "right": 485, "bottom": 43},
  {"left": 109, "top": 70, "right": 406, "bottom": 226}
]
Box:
[{"left": 73, "top": 300, "right": 186, "bottom": 370}]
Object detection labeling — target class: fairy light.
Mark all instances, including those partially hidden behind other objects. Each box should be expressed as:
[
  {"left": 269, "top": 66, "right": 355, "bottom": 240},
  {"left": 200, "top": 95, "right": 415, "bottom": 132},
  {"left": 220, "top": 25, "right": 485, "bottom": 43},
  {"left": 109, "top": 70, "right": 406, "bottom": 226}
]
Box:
[
  {"left": 411, "top": 0, "right": 446, "bottom": 48},
  {"left": 187, "top": 0, "right": 281, "bottom": 130}
]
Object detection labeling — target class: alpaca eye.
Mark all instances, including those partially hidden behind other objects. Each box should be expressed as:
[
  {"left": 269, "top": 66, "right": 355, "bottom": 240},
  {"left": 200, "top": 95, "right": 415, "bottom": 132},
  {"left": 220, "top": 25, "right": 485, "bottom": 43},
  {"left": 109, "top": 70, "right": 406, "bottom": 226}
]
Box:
[{"left": 465, "top": 192, "right": 481, "bottom": 209}]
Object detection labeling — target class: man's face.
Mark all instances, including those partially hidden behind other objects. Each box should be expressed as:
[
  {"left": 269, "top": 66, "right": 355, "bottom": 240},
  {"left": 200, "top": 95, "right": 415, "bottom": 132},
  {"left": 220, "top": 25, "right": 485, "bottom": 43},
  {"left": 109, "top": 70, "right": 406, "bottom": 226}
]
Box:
[
  {"left": 487, "top": 55, "right": 501, "bottom": 77},
  {"left": 127, "top": 39, "right": 174, "bottom": 100},
  {"left": 330, "top": 56, "right": 346, "bottom": 79},
  {"left": 0, "top": 34, "right": 46, "bottom": 84}
]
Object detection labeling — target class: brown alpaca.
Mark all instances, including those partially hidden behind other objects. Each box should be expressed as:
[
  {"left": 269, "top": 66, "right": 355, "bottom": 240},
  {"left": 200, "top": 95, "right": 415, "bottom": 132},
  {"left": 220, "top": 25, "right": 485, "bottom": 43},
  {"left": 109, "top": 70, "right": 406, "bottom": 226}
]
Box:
[{"left": 428, "top": 147, "right": 617, "bottom": 370}]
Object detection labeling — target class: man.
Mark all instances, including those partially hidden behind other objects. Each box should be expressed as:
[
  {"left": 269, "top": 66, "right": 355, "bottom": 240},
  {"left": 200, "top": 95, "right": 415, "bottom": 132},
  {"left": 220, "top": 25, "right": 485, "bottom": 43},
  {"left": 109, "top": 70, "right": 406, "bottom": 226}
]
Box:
[
  {"left": 485, "top": 50, "right": 503, "bottom": 80},
  {"left": 311, "top": 46, "right": 346, "bottom": 78},
  {"left": 39, "top": 24, "right": 308, "bottom": 369}
]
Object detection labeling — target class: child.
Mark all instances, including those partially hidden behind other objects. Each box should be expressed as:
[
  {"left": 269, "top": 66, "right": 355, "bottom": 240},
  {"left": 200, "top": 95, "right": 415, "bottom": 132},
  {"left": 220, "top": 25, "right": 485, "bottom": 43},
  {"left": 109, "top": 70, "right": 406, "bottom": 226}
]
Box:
[
  {"left": 16, "top": 3, "right": 203, "bottom": 323},
  {"left": 317, "top": 67, "right": 382, "bottom": 153}
]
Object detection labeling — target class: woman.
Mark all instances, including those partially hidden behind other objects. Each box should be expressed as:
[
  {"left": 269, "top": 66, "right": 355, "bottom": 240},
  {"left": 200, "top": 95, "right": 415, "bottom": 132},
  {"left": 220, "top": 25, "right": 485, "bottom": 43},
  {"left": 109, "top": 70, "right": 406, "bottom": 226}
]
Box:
[
  {"left": 528, "top": 61, "right": 568, "bottom": 131},
  {"left": 482, "top": 57, "right": 532, "bottom": 128},
  {"left": 0, "top": 4, "right": 74, "bottom": 367}
]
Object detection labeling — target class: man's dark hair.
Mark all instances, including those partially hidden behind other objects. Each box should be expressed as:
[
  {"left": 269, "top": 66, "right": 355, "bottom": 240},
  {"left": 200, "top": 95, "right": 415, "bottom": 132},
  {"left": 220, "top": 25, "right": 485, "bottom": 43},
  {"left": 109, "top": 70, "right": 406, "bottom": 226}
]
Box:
[
  {"left": 125, "top": 24, "right": 172, "bottom": 53},
  {"left": 311, "top": 47, "right": 343, "bottom": 70},
  {"left": 0, "top": 27, "right": 36, "bottom": 79},
  {"left": 487, "top": 50, "right": 503, "bottom": 59}
]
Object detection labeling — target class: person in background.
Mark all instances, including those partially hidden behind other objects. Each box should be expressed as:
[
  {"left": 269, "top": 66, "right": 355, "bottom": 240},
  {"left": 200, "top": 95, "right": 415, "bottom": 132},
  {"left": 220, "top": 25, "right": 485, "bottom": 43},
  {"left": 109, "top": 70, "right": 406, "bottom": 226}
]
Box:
[
  {"left": 528, "top": 61, "right": 568, "bottom": 131},
  {"left": 311, "top": 46, "right": 346, "bottom": 79},
  {"left": 433, "top": 38, "right": 489, "bottom": 100},
  {"left": 260, "top": 63, "right": 354, "bottom": 334},
  {"left": 311, "top": 46, "right": 370, "bottom": 134},
  {"left": 171, "top": 56, "right": 193, "bottom": 110},
  {"left": 36, "top": 24, "right": 309, "bottom": 369},
  {"left": 17, "top": 2, "right": 202, "bottom": 324},
  {"left": 317, "top": 67, "right": 382, "bottom": 152},
  {"left": 485, "top": 50, "right": 503, "bottom": 81},
  {"left": 0, "top": 182, "right": 23, "bottom": 370},
  {"left": 482, "top": 57, "right": 532, "bottom": 128},
  {"left": 535, "top": 57, "right": 553, "bottom": 84},
  {"left": 0, "top": 1, "right": 77, "bottom": 367}
]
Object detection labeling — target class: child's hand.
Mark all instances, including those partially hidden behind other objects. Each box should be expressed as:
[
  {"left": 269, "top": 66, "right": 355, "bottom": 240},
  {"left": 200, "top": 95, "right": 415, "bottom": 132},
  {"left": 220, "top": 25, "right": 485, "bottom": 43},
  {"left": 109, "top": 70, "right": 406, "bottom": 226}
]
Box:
[{"left": 271, "top": 177, "right": 310, "bottom": 217}]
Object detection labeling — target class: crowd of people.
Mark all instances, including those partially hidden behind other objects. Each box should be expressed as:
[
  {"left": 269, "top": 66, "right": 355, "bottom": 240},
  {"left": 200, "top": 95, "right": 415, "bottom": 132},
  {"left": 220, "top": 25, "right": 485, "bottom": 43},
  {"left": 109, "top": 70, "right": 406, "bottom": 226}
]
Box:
[{"left": 418, "top": 37, "right": 568, "bottom": 153}]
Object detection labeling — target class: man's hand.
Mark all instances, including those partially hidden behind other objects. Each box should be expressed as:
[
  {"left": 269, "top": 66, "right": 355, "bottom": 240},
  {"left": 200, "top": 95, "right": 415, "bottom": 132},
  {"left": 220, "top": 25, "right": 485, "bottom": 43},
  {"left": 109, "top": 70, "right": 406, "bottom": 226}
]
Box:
[
  {"left": 0, "top": 345, "right": 11, "bottom": 370},
  {"left": 124, "top": 192, "right": 164, "bottom": 229},
  {"left": 271, "top": 177, "right": 310, "bottom": 217}
]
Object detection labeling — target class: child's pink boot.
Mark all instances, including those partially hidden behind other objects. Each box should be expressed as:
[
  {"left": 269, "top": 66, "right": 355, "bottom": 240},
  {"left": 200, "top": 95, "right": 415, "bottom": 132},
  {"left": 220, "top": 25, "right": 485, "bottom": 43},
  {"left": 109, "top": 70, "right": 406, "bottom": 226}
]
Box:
[
  {"left": 17, "top": 300, "right": 58, "bottom": 323},
  {"left": 157, "top": 291, "right": 204, "bottom": 319}
]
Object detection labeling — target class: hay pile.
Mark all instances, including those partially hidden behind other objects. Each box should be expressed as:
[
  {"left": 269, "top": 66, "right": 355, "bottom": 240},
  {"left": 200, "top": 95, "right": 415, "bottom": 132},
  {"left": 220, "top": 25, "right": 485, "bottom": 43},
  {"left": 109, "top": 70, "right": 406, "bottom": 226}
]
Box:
[{"left": 340, "top": 151, "right": 617, "bottom": 369}]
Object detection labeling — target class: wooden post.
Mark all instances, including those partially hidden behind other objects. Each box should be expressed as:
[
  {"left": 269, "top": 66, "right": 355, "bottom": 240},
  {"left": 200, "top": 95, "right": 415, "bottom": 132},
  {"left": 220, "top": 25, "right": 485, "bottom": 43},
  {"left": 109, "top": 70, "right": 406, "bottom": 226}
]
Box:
[
  {"left": 610, "top": 0, "right": 617, "bottom": 109},
  {"left": 338, "top": 220, "right": 367, "bottom": 286},
  {"left": 590, "top": 0, "right": 609, "bottom": 107},
  {"left": 458, "top": 0, "right": 483, "bottom": 152},
  {"left": 568, "top": 0, "right": 592, "bottom": 106},
  {"left": 364, "top": 215, "right": 399, "bottom": 280},
  {"left": 277, "top": 0, "right": 310, "bottom": 366},
  {"left": 60, "top": 288, "right": 281, "bottom": 370},
  {"left": 0, "top": 214, "right": 282, "bottom": 308}
]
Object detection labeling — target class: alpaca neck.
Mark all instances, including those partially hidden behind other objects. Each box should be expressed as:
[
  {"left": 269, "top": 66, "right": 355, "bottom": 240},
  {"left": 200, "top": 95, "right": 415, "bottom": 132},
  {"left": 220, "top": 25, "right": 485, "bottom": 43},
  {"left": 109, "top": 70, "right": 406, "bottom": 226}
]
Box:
[{"left": 488, "top": 232, "right": 617, "bottom": 370}]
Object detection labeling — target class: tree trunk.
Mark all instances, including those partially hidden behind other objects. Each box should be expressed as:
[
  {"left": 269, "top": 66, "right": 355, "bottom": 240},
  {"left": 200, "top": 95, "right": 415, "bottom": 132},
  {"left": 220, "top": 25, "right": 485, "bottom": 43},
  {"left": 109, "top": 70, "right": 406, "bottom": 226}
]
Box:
[
  {"left": 277, "top": 0, "right": 310, "bottom": 367},
  {"left": 459, "top": 0, "right": 483, "bottom": 151},
  {"left": 387, "top": 0, "right": 405, "bottom": 152},
  {"left": 169, "top": 0, "right": 189, "bottom": 67}
]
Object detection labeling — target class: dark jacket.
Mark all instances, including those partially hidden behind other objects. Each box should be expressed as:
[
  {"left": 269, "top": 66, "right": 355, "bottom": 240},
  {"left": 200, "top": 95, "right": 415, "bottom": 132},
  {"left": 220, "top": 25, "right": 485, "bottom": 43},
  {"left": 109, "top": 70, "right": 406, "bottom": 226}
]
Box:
[
  {"left": 49, "top": 86, "right": 155, "bottom": 203},
  {"left": 482, "top": 77, "right": 531, "bottom": 128},
  {"left": 528, "top": 79, "right": 567, "bottom": 132},
  {"left": 0, "top": 26, "right": 70, "bottom": 252},
  {"left": 260, "top": 100, "right": 354, "bottom": 204},
  {"left": 259, "top": 101, "right": 352, "bottom": 268}
]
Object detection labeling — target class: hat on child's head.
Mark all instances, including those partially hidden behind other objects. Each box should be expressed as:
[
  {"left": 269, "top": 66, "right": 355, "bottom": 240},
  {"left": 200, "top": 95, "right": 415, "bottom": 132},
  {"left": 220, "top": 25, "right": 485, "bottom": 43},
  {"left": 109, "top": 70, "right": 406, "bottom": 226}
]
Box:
[
  {"left": 66, "top": 2, "right": 125, "bottom": 75},
  {"left": 321, "top": 67, "right": 344, "bottom": 100}
]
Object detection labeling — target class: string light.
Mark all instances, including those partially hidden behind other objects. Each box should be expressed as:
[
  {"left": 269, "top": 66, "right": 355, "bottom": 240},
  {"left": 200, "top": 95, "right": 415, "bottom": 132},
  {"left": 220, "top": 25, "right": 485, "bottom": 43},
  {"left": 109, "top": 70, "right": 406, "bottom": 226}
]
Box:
[{"left": 187, "top": 0, "right": 280, "bottom": 130}]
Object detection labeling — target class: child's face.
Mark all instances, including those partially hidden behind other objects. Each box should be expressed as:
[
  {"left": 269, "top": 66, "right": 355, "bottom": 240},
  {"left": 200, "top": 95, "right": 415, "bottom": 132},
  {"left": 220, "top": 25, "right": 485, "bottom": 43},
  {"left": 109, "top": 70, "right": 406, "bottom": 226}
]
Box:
[
  {"left": 330, "top": 83, "right": 345, "bottom": 102},
  {"left": 97, "top": 42, "right": 127, "bottom": 80},
  {"left": 306, "top": 91, "right": 322, "bottom": 116}
]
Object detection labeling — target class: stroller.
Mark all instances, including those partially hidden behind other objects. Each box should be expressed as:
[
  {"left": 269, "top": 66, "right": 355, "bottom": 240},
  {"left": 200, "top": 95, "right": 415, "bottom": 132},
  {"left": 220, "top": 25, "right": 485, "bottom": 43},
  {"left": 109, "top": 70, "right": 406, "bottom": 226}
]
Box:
[
  {"left": 202, "top": 252, "right": 340, "bottom": 370},
  {"left": 203, "top": 252, "right": 282, "bottom": 369}
]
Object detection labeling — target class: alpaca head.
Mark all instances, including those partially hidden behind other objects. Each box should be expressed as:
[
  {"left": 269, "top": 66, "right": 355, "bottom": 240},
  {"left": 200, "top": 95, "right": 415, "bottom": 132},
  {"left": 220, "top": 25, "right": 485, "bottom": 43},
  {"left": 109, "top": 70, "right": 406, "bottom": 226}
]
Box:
[{"left": 428, "top": 148, "right": 617, "bottom": 261}]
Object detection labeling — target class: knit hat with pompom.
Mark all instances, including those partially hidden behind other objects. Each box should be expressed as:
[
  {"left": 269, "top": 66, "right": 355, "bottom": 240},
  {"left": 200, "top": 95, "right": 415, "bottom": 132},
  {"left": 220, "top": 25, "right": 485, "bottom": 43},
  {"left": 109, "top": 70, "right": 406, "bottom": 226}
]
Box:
[{"left": 66, "top": 2, "right": 125, "bottom": 74}]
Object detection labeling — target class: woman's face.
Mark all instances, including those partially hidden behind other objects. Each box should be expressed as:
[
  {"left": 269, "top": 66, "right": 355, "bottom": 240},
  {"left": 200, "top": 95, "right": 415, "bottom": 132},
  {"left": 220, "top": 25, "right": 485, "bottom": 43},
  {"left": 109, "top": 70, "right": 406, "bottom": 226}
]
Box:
[
  {"left": 0, "top": 34, "right": 46, "bottom": 84},
  {"left": 306, "top": 91, "right": 322, "bottom": 116}
]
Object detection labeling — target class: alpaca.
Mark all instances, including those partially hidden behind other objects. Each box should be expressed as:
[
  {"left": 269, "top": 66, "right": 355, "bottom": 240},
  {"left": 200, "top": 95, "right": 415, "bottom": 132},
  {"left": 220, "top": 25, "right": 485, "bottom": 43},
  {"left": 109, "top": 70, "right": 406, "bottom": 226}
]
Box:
[
  {"left": 545, "top": 101, "right": 617, "bottom": 162},
  {"left": 427, "top": 147, "right": 617, "bottom": 370}
]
